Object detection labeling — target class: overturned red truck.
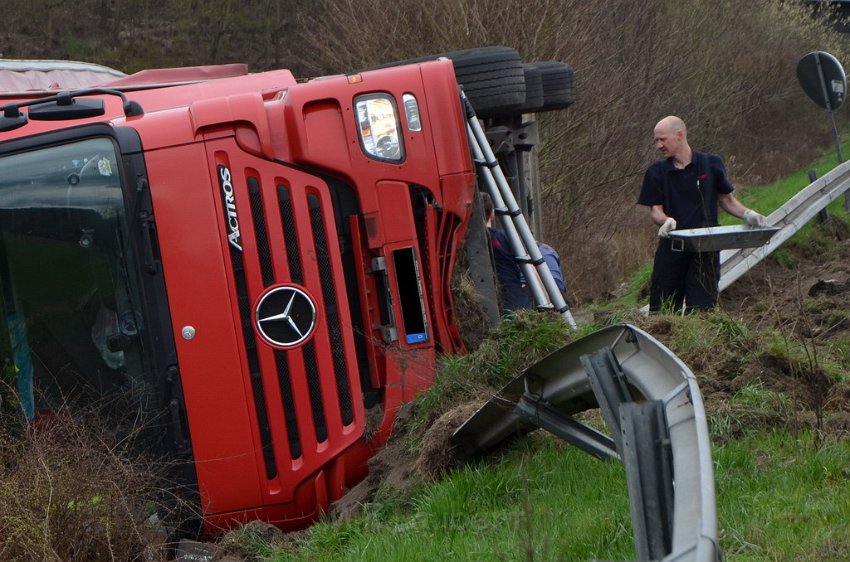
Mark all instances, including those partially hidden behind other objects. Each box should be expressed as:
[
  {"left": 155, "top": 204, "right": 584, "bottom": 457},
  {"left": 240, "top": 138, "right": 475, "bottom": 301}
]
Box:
[
  {"left": 0, "top": 50, "right": 572, "bottom": 533},
  {"left": 1, "top": 54, "right": 723, "bottom": 562}
]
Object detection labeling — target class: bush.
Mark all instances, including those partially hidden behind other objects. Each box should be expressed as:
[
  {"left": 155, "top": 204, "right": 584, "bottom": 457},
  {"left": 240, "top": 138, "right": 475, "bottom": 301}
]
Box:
[{"left": 0, "top": 406, "right": 183, "bottom": 561}]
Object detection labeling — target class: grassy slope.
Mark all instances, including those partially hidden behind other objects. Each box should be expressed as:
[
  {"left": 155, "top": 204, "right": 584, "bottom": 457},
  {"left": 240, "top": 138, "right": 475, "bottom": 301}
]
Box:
[
  {"left": 243, "top": 147, "right": 850, "bottom": 561},
  {"left": 724, "top": 139, "right": 850, "bottom": 223},
  {"left": 255, "top": 313, "right": 850, "bottom": 561},
  {"left": 300, "top": 441, "right": 634, "bottom": 561},
  {"left": 716, "top": 432, "right": 850, "bottom": 560}
]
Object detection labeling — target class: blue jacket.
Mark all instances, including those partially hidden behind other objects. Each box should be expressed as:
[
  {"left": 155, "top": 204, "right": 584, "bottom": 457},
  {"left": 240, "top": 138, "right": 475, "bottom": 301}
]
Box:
[
  {"left": 488, "top": 227, "right": 532, "bottom": 312},
  {"left": 538, "top": 242, "right": 566, "bottom": 294}
]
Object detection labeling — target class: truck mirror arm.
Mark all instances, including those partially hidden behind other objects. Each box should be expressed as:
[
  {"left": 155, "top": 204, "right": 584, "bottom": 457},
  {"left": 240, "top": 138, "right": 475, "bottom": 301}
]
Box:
[{"left": 2, "top": 88, "right": 143, "bottom": 129}]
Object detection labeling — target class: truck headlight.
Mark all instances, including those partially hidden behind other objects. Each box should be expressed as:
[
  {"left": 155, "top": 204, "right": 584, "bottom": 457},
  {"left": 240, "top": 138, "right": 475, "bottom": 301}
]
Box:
[{"left": 355, "top": 94, "right": 404, "bottom": 162}]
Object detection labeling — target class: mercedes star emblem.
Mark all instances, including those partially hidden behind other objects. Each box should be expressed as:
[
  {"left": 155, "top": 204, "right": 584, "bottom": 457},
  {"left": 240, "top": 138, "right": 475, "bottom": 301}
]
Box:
[{"left": 255, "top": 285, "right": 317, "bottom": 348}]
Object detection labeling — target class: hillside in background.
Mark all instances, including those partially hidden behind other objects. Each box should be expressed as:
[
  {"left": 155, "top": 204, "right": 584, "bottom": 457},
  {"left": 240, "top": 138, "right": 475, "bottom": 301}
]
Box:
[{"left": 2, "top": 0, "right": 849, "bottom": 301}]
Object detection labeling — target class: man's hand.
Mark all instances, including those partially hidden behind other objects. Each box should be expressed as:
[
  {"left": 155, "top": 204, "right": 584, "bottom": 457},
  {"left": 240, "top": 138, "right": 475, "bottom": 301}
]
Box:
[
  {"left": 658, "top": 217, "right": 677, "bottom": 238},
  {"left": 743, "top": 209, "right": 766, "bottom": 227}
]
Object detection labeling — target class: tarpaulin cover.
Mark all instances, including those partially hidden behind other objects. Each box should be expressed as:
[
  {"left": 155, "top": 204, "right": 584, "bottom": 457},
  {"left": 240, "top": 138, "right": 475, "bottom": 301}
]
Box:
[
  {"left": 1, "top": 59, "right": 250, "bottom": 93},
  {"left": 102, "top": 64, "right": 248, "bottom": 87},
  {"left": 0, "top": 59, "right": 127, "bottom": 93}
]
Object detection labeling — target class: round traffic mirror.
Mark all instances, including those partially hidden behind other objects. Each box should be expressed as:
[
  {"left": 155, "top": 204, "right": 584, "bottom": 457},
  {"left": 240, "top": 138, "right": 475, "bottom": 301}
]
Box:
[{"left": 797, "top": 51, "right": 846, "bottom": 110}]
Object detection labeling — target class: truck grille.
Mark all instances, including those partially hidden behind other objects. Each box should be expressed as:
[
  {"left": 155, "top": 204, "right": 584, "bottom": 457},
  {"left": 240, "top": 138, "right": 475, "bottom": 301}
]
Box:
[
  {"left": 220, "top": 166, "right": 361, "bottom": 480},
  {"left": 307, "top": 194, "right": 354, "bottom": 426},
  {"left": 225, "top": 177, "right": 277, "bottom": 478},
  {"left": 276, "top": 188, "right": 328, "bottom": 450}
]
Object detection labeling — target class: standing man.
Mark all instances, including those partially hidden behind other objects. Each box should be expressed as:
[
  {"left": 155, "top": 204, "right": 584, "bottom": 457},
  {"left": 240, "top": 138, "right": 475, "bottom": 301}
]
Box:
[{"left": 638, "top": 116, "right": 766, "bottom": 313}]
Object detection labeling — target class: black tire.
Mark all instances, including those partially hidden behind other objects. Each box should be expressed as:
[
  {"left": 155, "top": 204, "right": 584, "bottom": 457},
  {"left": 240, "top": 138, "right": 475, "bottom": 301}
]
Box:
[
  {"left": 533, "top": 61, "right": 576, "bottom": 112},
  {"left": 444, "top": 46, "right": 526, "bottom": 118},
  {"left": 360, "top": 46, "right": 527, "bottom": 119},
  {"left": 506, "top": 63, "right": 544, "bottom": 115}
]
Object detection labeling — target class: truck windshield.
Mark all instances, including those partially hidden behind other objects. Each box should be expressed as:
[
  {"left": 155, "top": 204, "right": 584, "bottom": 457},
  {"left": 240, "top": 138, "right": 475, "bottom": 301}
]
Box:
[{"left": 0, "top": 137, "right": 146, "bottom": 420}]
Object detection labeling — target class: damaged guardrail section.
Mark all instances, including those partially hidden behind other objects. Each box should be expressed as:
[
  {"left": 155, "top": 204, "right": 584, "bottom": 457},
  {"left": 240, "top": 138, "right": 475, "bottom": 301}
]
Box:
[
  {"left": 452, "top": 324, "right": 720, "bottom": 562},
  {"left": 719, "top": 158, "right": 850, "bottom": 292}
]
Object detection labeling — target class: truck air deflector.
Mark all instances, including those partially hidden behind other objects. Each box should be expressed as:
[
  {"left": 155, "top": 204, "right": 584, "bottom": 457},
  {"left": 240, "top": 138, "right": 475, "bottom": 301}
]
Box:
[{"left": 452, "top": 324, "right": 720, "bottom": 562}]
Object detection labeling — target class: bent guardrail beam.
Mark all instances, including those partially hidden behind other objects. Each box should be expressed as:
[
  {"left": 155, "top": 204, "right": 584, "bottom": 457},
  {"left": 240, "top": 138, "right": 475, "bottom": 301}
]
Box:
[
  {"left": 719, "top": 159, "right": 850, "bottom": 291},
  {"left": 452, "top": 324, "right": 720, "bottom": 562}
]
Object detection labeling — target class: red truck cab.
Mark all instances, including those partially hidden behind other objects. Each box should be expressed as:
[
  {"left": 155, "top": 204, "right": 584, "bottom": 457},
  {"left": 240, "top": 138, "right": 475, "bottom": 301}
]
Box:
[{"left": 0, "top": 59, "right": 476, "bottom": 533}]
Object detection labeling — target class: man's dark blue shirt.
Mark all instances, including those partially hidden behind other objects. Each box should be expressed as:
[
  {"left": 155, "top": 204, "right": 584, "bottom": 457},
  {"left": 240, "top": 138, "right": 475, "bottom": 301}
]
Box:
[{"left": 637, "top": 151, "right": 734, "bottom": 229}]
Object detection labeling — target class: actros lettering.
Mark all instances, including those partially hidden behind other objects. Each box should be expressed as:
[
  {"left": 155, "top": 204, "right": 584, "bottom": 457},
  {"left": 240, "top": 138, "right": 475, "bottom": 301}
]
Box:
[{"left": 218, "top": 165, "right": 243, "bottom": 251}]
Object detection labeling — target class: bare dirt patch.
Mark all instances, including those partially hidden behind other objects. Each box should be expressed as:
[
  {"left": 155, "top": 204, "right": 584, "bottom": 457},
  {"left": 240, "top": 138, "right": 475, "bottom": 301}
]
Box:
[
  {"left": 721, "top": 218, "right": 850, "bottom": 332},
  {"left": 715, "top": 219, "right": 850, "bottom": 434}
]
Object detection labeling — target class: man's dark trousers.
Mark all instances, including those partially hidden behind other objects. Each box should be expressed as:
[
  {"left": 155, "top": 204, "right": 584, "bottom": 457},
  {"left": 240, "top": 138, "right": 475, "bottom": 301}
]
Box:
[{"left": 649, "top": 241, "right": 720, "bottom": 313}]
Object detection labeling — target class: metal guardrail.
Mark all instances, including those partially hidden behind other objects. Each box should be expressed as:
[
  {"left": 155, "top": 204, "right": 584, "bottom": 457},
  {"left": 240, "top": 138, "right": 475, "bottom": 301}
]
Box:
[
  {"left": 452, "top": 324, "right": 719, "bottom": 562},
  {"left": 719, "top": 159, "right": 850, "bottom": 291}
]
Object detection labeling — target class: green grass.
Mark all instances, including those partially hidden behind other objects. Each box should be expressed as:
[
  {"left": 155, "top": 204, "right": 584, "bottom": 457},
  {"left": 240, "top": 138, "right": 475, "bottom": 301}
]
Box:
[
  {"left": 723, "top": 137, "right": 850, "bottom": 224},
  {"left": 273, "top": 436, "right": 634, "bottom": 562},
  {"left": 262, "top": 429, "right": 850, "bottom": 561},
  {"left": 715, "top": 431, "right": 850, "bottom": 561},
  {"left": 229, "top": 306, "right": 850, "bottom": 561},
  {"left": 402, "top": 310, "right": 577, "bottom": 451}
]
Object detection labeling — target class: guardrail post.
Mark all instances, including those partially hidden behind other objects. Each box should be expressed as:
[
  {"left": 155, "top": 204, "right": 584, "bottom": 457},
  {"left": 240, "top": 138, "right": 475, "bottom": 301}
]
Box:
[{"left": 809, "top": 169, "right": 831, "bottom": 224}]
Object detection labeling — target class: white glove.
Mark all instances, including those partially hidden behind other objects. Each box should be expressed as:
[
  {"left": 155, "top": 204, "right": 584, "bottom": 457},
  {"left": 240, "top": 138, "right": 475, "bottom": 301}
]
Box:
[
  {"left": 658, "top": 217, "right": 677, "bottom": 238},
  {"left": 743, "top": 209, "right": 766, "bottom": 227}
]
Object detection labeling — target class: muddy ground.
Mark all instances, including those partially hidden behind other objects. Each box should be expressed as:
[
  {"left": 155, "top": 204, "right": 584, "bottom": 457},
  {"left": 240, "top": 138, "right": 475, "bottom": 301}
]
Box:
[{"left": 714, "top": 218, "right": 850, "bottom": 429}]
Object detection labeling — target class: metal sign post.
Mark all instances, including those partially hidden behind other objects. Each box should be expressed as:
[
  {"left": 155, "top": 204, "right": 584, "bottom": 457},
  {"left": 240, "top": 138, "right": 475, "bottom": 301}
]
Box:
[{"left": 797, "top": 51, "right": 848, "bottom": 211}]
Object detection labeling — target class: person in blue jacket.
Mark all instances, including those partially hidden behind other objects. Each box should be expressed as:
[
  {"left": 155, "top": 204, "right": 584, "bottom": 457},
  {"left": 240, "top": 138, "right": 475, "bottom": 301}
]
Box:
[
  {"left": 537, "top": 242, "right": 567, "bottom": 300},
  {"left": 480, "top": 192, "right": 532, "bottom": 313}
]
